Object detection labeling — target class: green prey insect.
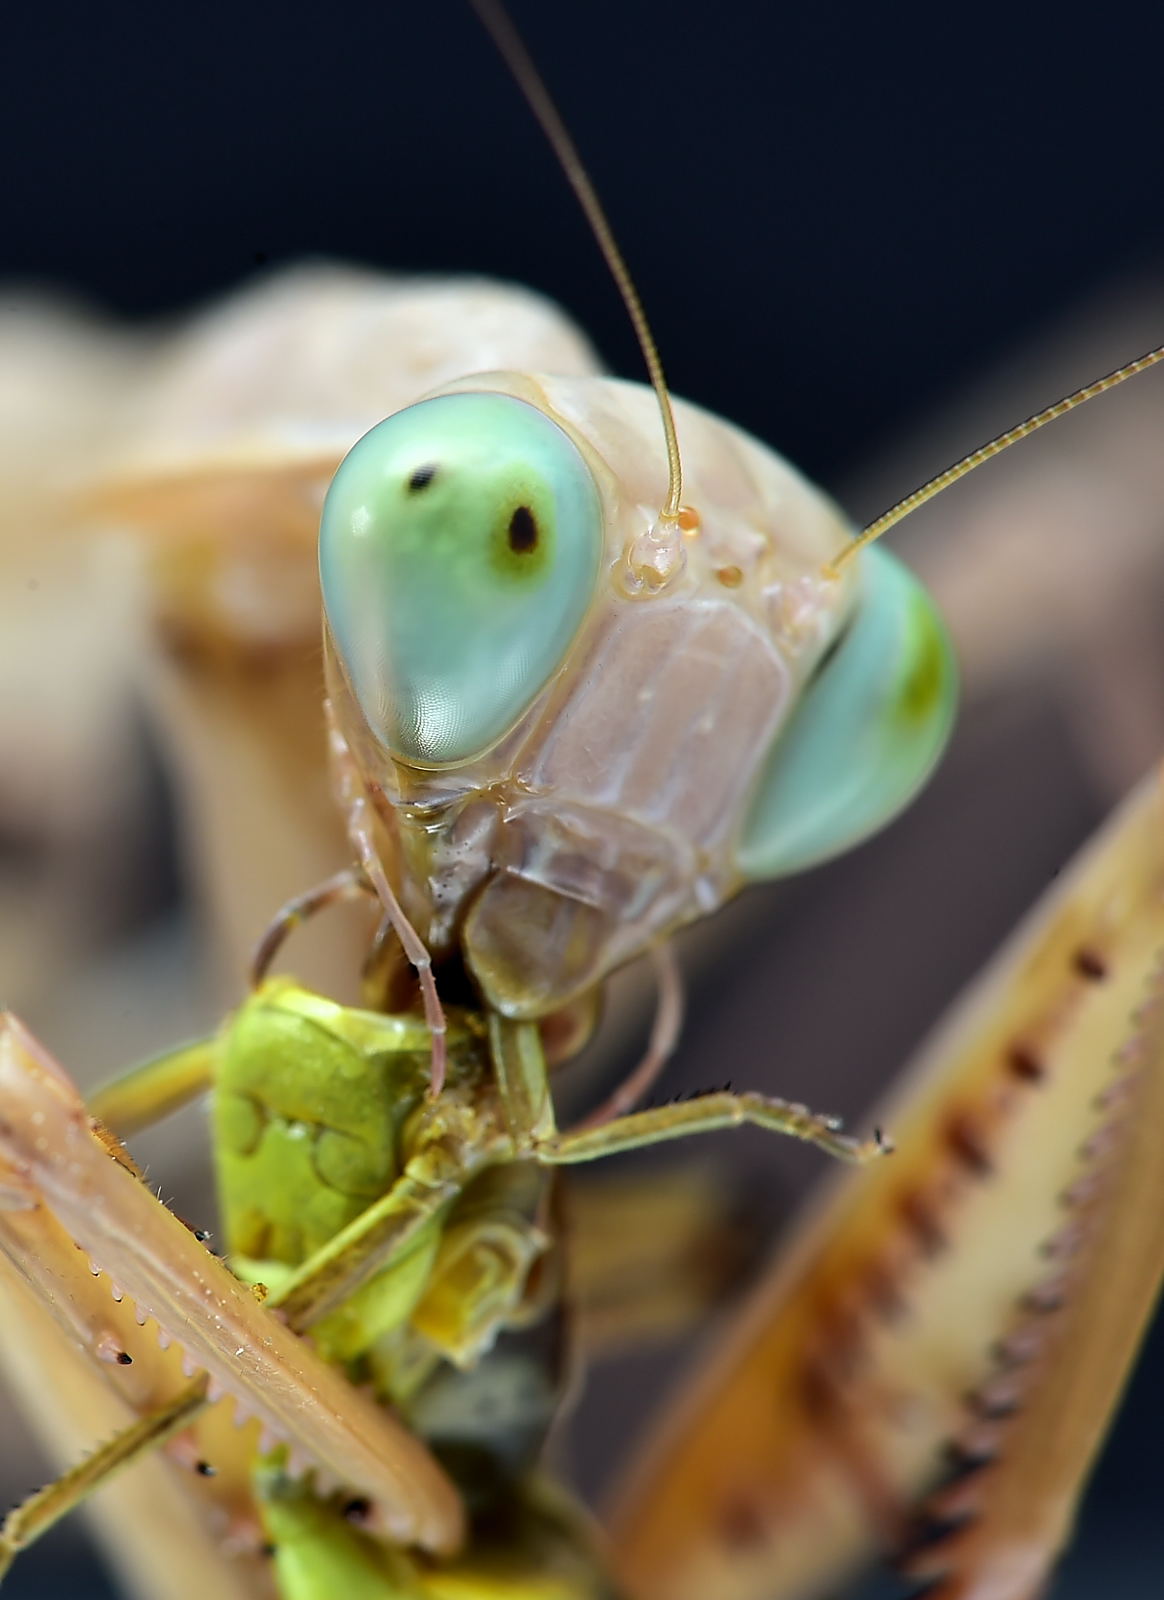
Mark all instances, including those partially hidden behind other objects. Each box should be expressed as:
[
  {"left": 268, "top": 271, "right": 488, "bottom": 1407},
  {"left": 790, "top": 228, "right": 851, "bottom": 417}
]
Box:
[{"left": 0, "top": 961, "right": 876, "bottom": 1596}]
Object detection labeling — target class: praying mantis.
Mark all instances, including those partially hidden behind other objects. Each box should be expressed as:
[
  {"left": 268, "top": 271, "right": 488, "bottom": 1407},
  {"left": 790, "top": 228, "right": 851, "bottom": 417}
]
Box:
[{"left": 2, "top": 3, "right": 1164, "bottom": 1600}]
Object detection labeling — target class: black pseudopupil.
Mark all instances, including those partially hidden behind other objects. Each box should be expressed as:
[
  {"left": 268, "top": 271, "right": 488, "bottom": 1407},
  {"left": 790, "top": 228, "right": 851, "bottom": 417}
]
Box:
[{"left": 508, "top": 505, "right": 538, "bottom": 553}]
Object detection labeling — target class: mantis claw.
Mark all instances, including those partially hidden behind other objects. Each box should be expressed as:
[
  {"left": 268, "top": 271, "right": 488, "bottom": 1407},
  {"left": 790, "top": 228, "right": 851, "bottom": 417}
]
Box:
[
  {"left": 0, "top": 1015, "right": 465, "bottom": 1559},
  {"left": 612, "top": 767, "right": 1164, "bottom": 1600}
]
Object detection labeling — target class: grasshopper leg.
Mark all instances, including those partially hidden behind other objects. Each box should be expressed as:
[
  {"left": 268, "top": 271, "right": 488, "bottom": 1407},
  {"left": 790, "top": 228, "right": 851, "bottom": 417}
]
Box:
[
  {"left": 87, "top": 1036, "right": 217, "bottom": 1140},
  {"left": 533, "top": 1091, "right": 887, "bottom": 1166},
  {"left": 484, "top": 1013, "right": 879, "bottom": 1164},
  {"left": 266, "top": 1165, "right": 473, "bottom": 1332},
  {"left": 0, "top": 1380, "right": 209, "bottom": 1578}
]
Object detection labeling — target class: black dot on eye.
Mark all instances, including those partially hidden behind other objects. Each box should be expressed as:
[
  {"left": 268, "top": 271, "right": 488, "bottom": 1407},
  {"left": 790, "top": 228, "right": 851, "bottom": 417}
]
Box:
[
  {"left": 508, "top": 505, "right": 538, "bottom": 553},
  {"left": 342, "top": 1497, "right": 371, "bottom": 1524},
  {"left": 194, "top": 1460, "right": 217, "bottom": 1478},
  {"left": 407, "top": 464, "right": 438, "bottom": 493}
]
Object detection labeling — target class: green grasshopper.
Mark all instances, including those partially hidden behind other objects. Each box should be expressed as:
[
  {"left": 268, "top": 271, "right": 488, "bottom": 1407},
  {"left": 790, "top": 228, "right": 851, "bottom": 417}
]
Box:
[
  {"left": 3, "top": 3, "right": 1164, "bottom": 1597},
  {"left": 0, "top": 932, "right": 877, "bottom": 1597}
]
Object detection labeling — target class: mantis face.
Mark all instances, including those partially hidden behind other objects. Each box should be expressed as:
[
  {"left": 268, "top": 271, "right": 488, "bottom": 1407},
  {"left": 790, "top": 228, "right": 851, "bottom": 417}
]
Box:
[{"left": 320, "top": 376, "right": 956, "bottom": 1017}]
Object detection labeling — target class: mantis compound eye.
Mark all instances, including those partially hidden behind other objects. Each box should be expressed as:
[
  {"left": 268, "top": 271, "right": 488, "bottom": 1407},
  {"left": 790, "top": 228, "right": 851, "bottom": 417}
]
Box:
[
  {"left": 320, "top": 391, "right": 603, "bottom": 766},
  {"left": 736, "top": 547, "right": 957, "bottom": 877}
]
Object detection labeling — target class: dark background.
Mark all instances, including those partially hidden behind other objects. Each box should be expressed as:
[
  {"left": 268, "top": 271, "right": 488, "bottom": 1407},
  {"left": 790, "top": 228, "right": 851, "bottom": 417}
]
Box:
[
  {"left": 3, "top": 2, "right": 1164, "bottom": 1596},
  {"left": 5, "top": 0, "right": 1164, "bottom": 490}
]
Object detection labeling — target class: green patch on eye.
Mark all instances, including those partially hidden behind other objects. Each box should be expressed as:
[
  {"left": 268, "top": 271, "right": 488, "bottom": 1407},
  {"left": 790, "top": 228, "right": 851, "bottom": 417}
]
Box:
[
  {"left": 320, "top": 392, "right": 603, "bottom": 767},
  {"left": 736, "top": 547, "right": 957, "bottom": 879},
  {"left": 896, "top": 590, "right": 949, "bottom": 727},
  {"left": 381, "top": 453, "right": 554, "bottom": 588}
]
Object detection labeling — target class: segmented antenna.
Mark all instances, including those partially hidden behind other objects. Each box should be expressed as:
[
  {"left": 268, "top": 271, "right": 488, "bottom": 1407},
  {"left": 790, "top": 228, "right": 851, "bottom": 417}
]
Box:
[
  {"left": 469, "top": 0, "right": 684, "bottom": 523},
  {"left": 829, "top": 343, "right": 1164, "bottom": 575}
]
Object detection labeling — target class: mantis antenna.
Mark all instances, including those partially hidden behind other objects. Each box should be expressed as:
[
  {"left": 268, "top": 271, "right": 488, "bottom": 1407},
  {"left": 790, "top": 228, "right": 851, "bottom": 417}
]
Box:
[
  {"left": 828, "top": 341, "right": 1164, "bottom": 575},
  {"left": 469, "top": 0, "right": 685, "bottom": 527},
  {"left": 470, "top": 5, "right": 1164, "bottom": 591}
]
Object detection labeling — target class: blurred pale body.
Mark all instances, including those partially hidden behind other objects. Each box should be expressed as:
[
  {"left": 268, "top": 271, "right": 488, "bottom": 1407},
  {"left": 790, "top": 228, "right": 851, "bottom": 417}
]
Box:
[{"left": 95, "top": 266, "right": 605, "bottom": 997}]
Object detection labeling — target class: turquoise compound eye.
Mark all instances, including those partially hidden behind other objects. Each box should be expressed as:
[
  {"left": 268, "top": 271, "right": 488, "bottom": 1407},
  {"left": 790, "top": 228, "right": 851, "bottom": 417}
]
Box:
[
  {"left": 736, "top": 547, "right": 957, "bottom": 878},
  {"left": 320, "top": 392, "right": 603, "bottom": 765}
]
